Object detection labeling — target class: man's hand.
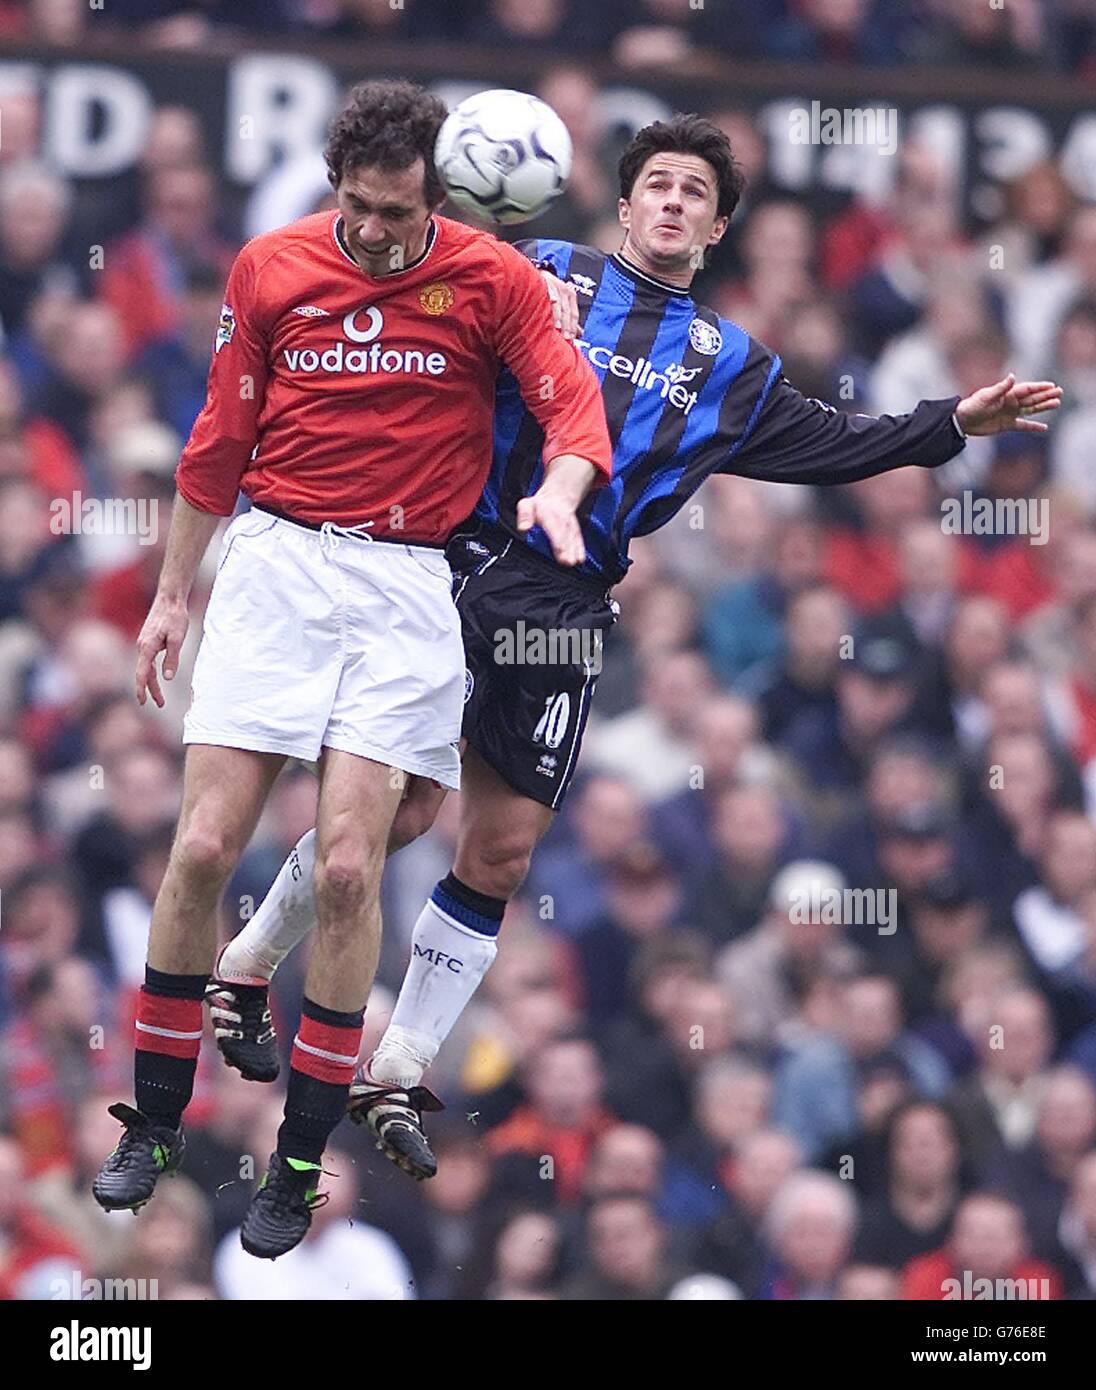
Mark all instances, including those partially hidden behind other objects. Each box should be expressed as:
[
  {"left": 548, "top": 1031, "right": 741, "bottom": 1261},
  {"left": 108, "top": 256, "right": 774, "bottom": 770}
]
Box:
[
  {"left": 136, "top": 594, "right": 189, "bottom": 708},
  {"left": 539, "top": 269, "right": 580, "bottom": 341},
  {"left": 517, "top": 453, "right": 597, "bottom": 566},
  {"left": 955, "top": 374, "right": 1063, "bottom": 436}
]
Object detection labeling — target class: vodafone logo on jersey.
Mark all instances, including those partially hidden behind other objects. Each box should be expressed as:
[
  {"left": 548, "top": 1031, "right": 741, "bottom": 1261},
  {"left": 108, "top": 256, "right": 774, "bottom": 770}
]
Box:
[
  {"left": 343, "top": 306, "right": 383, "bottom": 342},
  {"left": 282, "top": 304, "right": 448, "bottom": 378}
]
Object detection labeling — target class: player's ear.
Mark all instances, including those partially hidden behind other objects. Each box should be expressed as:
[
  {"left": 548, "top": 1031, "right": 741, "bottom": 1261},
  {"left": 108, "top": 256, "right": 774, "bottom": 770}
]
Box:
[
  {"left": 708, "top": 215, "right": 729, "bottom": 247},
  {"left": 618, "top": 197, "right": 630, "bottom": 229}
]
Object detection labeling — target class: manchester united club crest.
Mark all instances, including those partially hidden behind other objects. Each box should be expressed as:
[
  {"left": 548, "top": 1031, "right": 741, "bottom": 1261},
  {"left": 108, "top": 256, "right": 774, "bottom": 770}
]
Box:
[{"left": 419, "top": 282, "right": 455, "bottom": 315}]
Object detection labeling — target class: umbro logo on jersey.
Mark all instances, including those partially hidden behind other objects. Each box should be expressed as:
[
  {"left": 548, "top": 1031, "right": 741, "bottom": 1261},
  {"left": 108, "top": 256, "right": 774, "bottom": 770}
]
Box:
[
  {"left": 291, "top": 305, "right": 329, "bottom": 318},
  {"left": 570, "top": 274, "right": 596, "bottom": 296}
]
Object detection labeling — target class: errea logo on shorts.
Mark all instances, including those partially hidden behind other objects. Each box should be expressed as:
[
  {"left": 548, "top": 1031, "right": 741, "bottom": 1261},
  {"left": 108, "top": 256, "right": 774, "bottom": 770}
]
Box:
[{"left": 282, "top": 304, "right": 448, "bottom": 377}]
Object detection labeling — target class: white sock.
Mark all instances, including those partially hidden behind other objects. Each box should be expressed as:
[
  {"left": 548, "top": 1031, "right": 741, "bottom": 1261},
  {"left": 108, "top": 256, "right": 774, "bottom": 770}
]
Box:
[
  {"left": 218, "top": 829, "right": 318, "bottom": 983},
  {"left": 370, "top": 885, "right": 500, "bottom": 1089}
]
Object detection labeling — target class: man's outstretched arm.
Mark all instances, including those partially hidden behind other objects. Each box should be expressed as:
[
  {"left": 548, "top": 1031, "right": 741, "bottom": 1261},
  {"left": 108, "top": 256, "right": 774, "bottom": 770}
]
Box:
[{"left": 721, "top": 362, "right": 1062, "bottom": 486}]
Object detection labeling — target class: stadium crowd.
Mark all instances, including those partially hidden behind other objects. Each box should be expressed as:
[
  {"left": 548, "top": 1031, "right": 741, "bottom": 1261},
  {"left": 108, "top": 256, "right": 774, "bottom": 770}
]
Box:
[
  {"left": 2, "top": 0, "right": 1095, "bottom": 79},
  {"left": 2, "top": 9, "right": 1096, "bottom": 1301}
]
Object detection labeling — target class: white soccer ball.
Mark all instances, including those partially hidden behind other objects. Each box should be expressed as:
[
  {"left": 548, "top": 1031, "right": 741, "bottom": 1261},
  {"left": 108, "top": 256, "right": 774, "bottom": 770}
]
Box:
[{"left": 434, "top": 89, "right": 572, "bottom": 226}]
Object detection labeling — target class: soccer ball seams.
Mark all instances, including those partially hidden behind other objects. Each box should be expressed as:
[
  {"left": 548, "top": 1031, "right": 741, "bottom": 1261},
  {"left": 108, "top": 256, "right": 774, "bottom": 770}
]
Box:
[{"left": 435, "top": 89, "right": 572, "bottom": 227}]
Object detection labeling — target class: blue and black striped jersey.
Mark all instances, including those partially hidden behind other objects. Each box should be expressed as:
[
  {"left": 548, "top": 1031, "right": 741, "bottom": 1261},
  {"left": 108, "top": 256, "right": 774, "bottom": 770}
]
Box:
[{"left": 476, "top": 239, "right": 966, "bottom": 584}]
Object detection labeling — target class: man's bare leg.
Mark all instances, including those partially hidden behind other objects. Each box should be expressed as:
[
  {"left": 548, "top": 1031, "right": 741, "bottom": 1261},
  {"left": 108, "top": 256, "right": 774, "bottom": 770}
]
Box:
[
  {"left": 93, "top": 744, "right": 285, "bottom": 1211},
  {"left": 241, "top": 750, "right": 405, "bottom": 1256},
  {"left": 217, "top": 772, "right": 445, "bottom": 985}
]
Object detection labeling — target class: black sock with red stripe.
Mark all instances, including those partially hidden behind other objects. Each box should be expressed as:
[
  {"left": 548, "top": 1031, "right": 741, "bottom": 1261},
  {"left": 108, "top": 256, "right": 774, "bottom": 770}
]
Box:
[
  {"left": 134, "top": 966, "right": 208, "bottom": 1129},
  {"left": 277, "top": 996, "right": 365, "bottom": 1166}
]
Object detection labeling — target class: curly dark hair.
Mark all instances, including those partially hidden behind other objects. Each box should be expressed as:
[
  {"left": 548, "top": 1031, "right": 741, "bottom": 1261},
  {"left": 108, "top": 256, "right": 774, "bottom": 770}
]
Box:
[
  {"left": 324, "top": 79, "right": 448, "bottom": 206},
  {"left": 618, "top": 114, "right": 745, "bottom": 220}
]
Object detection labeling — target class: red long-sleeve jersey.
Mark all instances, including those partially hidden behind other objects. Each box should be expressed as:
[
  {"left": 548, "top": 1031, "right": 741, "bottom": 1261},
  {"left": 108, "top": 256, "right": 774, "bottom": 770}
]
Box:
[{"left": 176, "top": 212, "right": 611, "bottom": 541}]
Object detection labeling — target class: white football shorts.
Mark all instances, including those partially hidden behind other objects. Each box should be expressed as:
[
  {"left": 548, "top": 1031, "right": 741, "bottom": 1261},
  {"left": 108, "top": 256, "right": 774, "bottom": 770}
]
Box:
[{"left": 182, "top": 507, "right": 464, "bottom": 789}]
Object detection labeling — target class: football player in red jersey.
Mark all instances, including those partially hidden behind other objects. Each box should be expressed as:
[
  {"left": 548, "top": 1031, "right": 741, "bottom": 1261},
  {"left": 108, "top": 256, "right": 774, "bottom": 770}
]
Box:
[{"left": 90, "top": 79, "right": 612, "bottom": 1259}]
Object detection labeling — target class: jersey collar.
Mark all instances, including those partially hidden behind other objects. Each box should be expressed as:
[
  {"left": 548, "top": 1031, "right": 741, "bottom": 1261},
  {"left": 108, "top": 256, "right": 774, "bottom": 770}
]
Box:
[
  {"left": 332, "top": 214, "right": 438, "bottom": 278},
  {"left": 611, "top": 250, "right": 693, "bottom": 298}
]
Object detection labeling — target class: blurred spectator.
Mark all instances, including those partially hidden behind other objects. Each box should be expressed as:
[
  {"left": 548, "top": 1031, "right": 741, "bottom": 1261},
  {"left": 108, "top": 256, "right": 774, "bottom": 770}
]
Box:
[
  {"left": 688, "top": 782, "right": 791, "bottom": 945},
  {"left": 0, "top": 1133, "right": 82, "bottom": 1299},
  {"left": 1011, "top": 811, "right": 1096, "bottom": 976},
  {"left": 902, "top": 1191, "right": 1062, "bottom": 1299},
  {"left": 69, "top": 743, "right": 182, "bottom": 909},
  {"left": 742, "top": 586, "right": 848, "bottom": 743},
  {"left": 982, "top": 1066, "right": 1096, "bottom": 1266},
  {"left": 573, "top": 842, "right": 685, "bottom": 1024},
  {"left": 0, "top": 163, "right": 80, "bottom": 344},
  {"left": 29, "top": 303, "right": 128, "bottom": 455},
  {"left": 109, "top": 1174, "right": 213, "bottom": 1299},
  {"left": 769, "top": 0, "right": 907, "bottom": 64},
  {"left": 853, "top": 1099, "right": 965, "bottom": 1268},
  {"left": 484, "top": 1207, "right": 563, "bottom": 1299},
  {"left": 760, "top": 1170, "right": 857, "bottom": 1299},
  {"left": 135, "top": 266, "right": 223, "bottom": 442},
  {"left": 949, "top": 987, "right": 1055, "bottom": 1170},
  {"left": 718, "top": 860, "right": 862, "bottom": 1047},
  {"left": 99, "top": 164, "right": 235, "bottom": 358},
  {"left": 689, "top": 1127, "right": 803, "bottom": 1296},
  {"left": 1058, "top": 1149, "right": 1096, "bottom": 1298},
  {"left": 650, "top": 694, "right": 765, "bottom": 877},
  {"left": 527, "top": 774, "right": 648, "bottom": 936},
  {"left": 0, "top": 955, "right": 111, "bottom": 1175},
  {"left": 585, "top": 648, "right": 712, "bottom": 800},
  {"left": 1009, "top": 206, "right": 1096, "bottom": 380},
  {"left": 775, "top": 973, "right": 950, "bottom": 1160},
  {"left": 908, "top": 0, "right": 1050, "bottom": 72},
  {"left": 562, "top": 1194, "right": 691, "bottom": 1299},
  {"left": 486, "top": 1034, "right": 615, "bottom": 1203}
]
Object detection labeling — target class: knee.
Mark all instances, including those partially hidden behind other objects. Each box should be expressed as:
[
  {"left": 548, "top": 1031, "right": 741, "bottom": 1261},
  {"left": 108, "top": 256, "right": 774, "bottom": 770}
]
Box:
[
  {"left": 173, "top": 822, "right": 241, "bottom": 887},
  {"left": 458, "top": 833, "right": 533, "bottom": 901},
  {"left": 314, "top": 845, "right": 377, "bottom": 920}
]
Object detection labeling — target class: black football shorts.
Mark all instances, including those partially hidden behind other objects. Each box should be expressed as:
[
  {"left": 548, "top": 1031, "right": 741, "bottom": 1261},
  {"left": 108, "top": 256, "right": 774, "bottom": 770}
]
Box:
[{"left": 446, "top": 520, "right": 617, "bottom": 810}]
